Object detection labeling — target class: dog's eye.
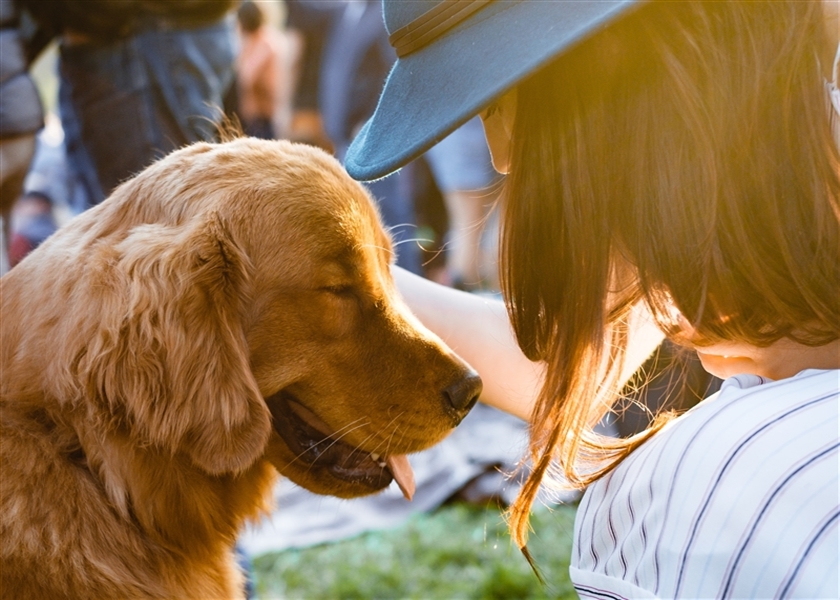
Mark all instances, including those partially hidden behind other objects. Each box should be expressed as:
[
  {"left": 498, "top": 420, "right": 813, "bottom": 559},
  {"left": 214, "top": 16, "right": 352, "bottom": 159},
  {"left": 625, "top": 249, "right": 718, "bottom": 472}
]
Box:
[{"left": 322, "top": 285, "right": 354, "bottom": 296}]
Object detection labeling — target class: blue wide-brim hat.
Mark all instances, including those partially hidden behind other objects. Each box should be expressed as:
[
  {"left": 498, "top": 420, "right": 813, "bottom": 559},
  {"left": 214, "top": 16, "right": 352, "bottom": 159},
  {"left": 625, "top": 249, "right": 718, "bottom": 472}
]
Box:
[{"left": 345, "top": 0, "right": 643, "bottom": 181}]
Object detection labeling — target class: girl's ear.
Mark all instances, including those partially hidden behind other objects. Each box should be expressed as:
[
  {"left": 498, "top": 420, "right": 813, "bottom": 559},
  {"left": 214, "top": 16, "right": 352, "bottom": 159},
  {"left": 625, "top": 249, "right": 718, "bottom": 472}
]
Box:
[
  {"left": 82, "top": 212, "right": 271, "bottom": 475},
  {"left": 479, "top": 88, "right": 517, "bottom": 174}
]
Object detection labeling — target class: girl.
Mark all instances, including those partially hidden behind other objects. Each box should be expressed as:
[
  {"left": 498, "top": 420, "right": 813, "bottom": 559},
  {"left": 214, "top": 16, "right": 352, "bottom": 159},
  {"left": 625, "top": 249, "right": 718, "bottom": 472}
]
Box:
[{"left": 346, "top": 1, "right": 839, "bottom": 598}]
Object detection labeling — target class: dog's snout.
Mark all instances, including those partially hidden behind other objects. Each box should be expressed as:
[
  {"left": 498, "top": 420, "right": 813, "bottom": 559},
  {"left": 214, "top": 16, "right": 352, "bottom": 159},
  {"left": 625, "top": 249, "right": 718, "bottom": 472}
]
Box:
[{"left": 443, "top": 370, "right": 482, "bottom": 423}]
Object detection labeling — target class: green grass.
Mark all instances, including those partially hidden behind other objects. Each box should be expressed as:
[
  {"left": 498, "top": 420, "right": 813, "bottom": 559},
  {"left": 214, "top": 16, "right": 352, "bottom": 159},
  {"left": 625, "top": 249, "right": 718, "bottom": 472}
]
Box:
[{"left": 252, "top": 501, "right": 578, "bottom": 600}]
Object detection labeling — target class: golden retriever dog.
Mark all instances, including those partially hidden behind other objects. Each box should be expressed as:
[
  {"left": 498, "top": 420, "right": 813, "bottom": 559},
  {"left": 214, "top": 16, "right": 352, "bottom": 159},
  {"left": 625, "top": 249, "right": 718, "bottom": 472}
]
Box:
[{"left": 0, "top": 138, "right": 481, "bottom": 599}]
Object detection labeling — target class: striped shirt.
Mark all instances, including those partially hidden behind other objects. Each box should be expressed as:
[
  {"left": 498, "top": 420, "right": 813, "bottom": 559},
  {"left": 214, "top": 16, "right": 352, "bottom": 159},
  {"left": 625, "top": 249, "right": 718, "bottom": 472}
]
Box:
[{"left": 571, "top": 369, "right": 839, "bottom": 600}]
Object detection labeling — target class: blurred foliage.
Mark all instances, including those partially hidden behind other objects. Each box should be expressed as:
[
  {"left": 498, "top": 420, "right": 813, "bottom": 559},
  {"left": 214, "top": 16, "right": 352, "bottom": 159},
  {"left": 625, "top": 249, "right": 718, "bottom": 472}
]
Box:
[{"left": 252, "top": 501, "right": 578, "bottom": 600}]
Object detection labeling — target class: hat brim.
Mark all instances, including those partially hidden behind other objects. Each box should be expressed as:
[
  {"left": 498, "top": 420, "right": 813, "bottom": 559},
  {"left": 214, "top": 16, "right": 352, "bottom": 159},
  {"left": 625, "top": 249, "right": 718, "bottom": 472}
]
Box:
[{"left": 345, "top": 0, "right": 642, "bottom": 181}]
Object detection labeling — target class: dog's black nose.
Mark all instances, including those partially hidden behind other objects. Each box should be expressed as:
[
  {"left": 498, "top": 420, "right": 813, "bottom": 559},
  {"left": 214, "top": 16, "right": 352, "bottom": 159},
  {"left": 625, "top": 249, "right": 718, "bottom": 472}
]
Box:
[{"left": 443, "top": 370, "right": 482, "bottom": 423}]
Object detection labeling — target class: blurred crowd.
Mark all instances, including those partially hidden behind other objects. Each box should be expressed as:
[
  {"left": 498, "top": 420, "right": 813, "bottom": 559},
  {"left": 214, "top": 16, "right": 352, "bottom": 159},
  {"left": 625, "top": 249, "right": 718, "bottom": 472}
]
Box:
[{"left": 1, "top": 0, "right": 502, "bottom": 292}]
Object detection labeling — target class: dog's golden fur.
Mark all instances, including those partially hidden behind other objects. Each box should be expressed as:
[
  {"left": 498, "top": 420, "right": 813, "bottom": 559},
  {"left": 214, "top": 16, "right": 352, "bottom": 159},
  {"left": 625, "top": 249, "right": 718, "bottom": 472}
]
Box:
[{"left": 0, "top": 138, "right": 480, "bottom": 599}]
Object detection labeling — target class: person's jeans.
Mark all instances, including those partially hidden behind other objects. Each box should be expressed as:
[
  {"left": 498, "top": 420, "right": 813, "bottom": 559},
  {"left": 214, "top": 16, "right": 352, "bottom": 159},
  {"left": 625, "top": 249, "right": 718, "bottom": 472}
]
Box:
[{"left": 58, "top": 17, "right": 236, "bottom": 210}]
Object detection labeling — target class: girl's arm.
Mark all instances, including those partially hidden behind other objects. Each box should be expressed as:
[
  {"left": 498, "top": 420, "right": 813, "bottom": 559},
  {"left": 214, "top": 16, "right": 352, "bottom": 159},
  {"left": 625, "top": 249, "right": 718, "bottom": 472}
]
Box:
[
  {"left": 393, "top": 267, "right": 665, "bottom": 421},
  {"left": 393, "top": 266, "right": 543, "bottom": 421}
]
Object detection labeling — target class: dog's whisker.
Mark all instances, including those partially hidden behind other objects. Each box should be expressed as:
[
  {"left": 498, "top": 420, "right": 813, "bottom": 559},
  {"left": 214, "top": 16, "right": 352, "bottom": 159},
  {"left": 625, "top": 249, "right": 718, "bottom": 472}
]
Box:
[
  {"left": 324, "top": 421, "right": 370, "bottom": 447},
  {"left": 390, "top": 236, "right": 433, "bottom": 248},
  {"left": 381, "top": 428, "right": 400, "bottom": 463},
  {"left": 305, "top": 416, "right": 370, "bottom": 449},
  {"left": 359, "top": 242, "right": 393, "bottom": 252},
  {"left": 309, "top": 421, "right": 373, "bottom": 464},
  {"left": 393, "top": 419, "right": 413, "bottom": 456},
  {"left": 345, "top": 432, "right": 379, "bottom": 462},
  {"left": 330, "top": 411, "right": 408, "bottom": 466},
  {"left": 382, "top": 222, "right": 418, "bottom": 235},
  {"left": 358, "top": 241, "right": 397, "bottom": 263},
  {"left": 374, "top": 411, "right": 407, "bottom": 453},
  {"left": 419, "top": 244, "right": 447, "bottom": 267},
  {"left": 281, "top": 418, "right": 372, "bottom": 472},
  {"left": 373, "top": 412, "right": 408, "bottom": 459},
  {"left": 319, "top": 416, "right": 369, "bottom": 441}
]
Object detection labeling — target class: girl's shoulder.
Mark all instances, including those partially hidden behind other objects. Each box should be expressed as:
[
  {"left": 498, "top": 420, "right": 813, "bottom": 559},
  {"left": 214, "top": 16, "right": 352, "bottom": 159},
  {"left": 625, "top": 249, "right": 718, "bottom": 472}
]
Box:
[
  {"left": 676, "top": 368, "right": 838, "bottom": 431},
  {"left": 639, "top": 368, "right": 838, "bottom": 468},
  {"left": 707, "top": 368, "right": 838, "bottom": 402},
  {"left": 573, "top": 369, "right": 839, "bottom": 599}
]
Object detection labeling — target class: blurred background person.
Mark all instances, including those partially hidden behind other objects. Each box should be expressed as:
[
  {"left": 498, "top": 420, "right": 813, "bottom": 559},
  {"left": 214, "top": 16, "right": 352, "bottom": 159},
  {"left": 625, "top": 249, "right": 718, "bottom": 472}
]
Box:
[
  {"left": 284, "top": 0, "right": 422, "bottom": 274},
  {"left": 319, "top": 0, "right": 422, "bottom": 275},
  {"left": 7, "top": 113, "right": 85, "bottom": 269},
  {"left": 424, "top": 116, "right": 501, "bottom": 292},
  {"left": 235, "top": 0, "right": 294, "bottom": 140},
  {"left": 19, "top": 0, "right": 240, "bottom": 210},
  {"left": 0, "top": 0, "right": 44, "bottom": 273},
  {"left": 283, "top": 0, "right": 334, "bottom": 152},
  {"left": 7, "top": 189, "right": 55, "bottom": 268}
]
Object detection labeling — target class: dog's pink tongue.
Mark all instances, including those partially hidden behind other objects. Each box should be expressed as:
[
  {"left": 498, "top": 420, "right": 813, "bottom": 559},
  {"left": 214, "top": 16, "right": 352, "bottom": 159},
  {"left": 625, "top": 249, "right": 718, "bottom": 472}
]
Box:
[{"left": 386, "top": 455, "right": 415, "bottom": 501}]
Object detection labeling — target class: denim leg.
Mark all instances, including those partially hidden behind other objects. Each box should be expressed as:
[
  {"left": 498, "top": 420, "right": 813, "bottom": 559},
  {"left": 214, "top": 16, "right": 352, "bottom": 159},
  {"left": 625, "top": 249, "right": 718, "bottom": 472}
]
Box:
[
  {"left": 57, "top": 79, "right": 105, "bottom": 210},
  {"left": 137, "top": 18, "right": 236, "bottom": 145},
  {"left": 59, "top": 37, "right": 160, "bottom": 204},
  {"left": 58, "top": 18, "right": 235, "bottom": 206}
]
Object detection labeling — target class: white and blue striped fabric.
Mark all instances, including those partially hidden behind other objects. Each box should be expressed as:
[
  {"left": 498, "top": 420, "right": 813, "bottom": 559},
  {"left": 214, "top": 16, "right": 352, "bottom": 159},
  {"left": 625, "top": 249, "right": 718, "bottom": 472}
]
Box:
[{"left": 571, "top": 369, "right": 839, "bottom": 600}]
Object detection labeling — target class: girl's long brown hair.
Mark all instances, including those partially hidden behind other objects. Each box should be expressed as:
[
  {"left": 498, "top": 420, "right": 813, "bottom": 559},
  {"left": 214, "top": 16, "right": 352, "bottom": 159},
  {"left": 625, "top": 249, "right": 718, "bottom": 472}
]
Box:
[{"left": 501, "top": 0, "right": 840, "bottom": 556}]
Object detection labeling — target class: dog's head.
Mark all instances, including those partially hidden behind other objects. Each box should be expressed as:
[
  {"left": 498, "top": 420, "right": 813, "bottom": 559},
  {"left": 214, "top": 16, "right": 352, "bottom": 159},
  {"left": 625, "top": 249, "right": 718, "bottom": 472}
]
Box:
[{"left": 10, "top": 138, "right": 479, "bottom": 499}]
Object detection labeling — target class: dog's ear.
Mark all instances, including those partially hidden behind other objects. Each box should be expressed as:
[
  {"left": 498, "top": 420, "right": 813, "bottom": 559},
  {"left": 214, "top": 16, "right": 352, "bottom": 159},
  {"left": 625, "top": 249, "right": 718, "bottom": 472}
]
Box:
[{"left": 83, "top": 212, "right": 270, "bottom": 475}]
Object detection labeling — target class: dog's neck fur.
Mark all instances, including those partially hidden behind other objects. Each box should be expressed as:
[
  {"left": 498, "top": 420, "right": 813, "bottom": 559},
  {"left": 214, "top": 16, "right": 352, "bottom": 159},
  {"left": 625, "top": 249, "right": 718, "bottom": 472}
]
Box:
[
  {"left": 1, "top": 278, "right": 275, "bottom": 599},
  {"left": 0, "top": 388, "right": 276, "bottom": 599}
]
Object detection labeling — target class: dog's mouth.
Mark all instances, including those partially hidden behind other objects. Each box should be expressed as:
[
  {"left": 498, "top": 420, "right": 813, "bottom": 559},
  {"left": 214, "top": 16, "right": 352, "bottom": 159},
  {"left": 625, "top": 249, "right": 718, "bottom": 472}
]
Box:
[{"left": 265, "top": 391, "right": 415, "bottom": 500}]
